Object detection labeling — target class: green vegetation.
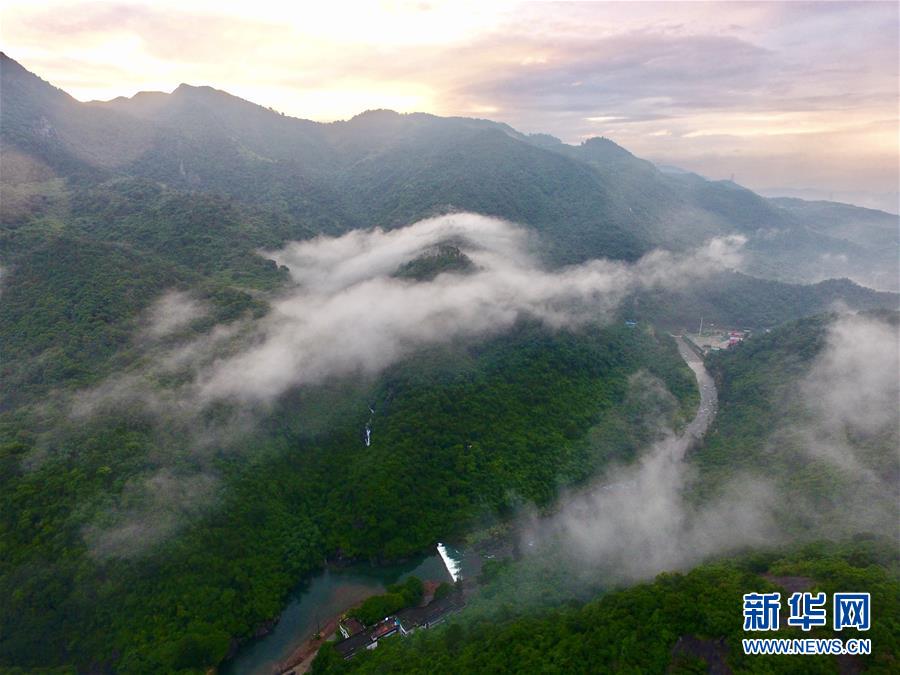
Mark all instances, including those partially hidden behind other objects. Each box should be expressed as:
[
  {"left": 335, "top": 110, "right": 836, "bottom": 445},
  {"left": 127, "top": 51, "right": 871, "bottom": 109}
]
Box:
[
  {"left": 349, "top": 577, "right": 424, "bottom": 626},
  {"left": 624, "top": 272, "right": 897, "bottom": 330},
  {"left": 392, "top": 244, "right": 473, "bottom": 280},
  {"left": 314, "top": 538, "right": 899, "bottom": 674},
  {"left": 0, "top": 171, "right": 298, "bottom": 408},
  {"left": 0, "top": 235, "right": 178, "bottom": 405},
  {"left": 312, "top": 312, "right": 899, "bottom": 674},
  {"left": 6, "top": 51, "right": 899, "bottom": 282},
  {"left": 432, "top": 582, "right": 454, "bottom": 601},
  {"left": 0, "top": 322, "right": 697, "bottom": 672},
  {"left": 0, "top": 81, "right": 716, "bottom": 670}
]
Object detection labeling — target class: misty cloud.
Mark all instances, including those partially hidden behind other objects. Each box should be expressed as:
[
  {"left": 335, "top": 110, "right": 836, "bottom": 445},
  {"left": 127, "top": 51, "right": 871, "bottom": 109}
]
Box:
[
  {"left": 765, "top": 312, "right": 900, "bottom": 534},
  {"left": 536, "top": 433, "right": 776, "bottom": 583},
  {"left": 195, "top": 214, "right": 744, "bottom": 404},
  {"left": 76, "top": 213, "right": 744, "bottom": 557},
  {"left": 81, "top": 212, "right": 744, "bottom": 425},
  {"left": 83, "top": 468, "right": 220, "bottom": 559},
  {"left": 141, "top": 289, "right": 208, "bottom": 339},
  {"left": 515, "top": 312, "right": 898, "bottom": 589},
  {"left": 520, "top": 337, "right": 775, "bottom": 583},
  {"left": 69, "top": 221, "right": 895, "bottom": 563},
  {"left": 802, "top": 314, "right": 899, "bottom": 437}
]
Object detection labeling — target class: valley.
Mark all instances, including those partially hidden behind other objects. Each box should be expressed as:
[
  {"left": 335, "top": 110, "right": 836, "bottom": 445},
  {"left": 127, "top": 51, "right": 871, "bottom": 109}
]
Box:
[
  {"left": 231, "top": 332, "right": 719, "bottom": 675},
  {"left": 309, "top": 312, "right": 899, "bottom": 674},
  {"left": 0, "top": 49, "right": 897, "bottom": 675}
]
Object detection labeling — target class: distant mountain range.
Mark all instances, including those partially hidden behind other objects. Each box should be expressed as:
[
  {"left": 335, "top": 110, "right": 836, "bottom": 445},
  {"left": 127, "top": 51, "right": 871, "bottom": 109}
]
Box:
[
  {"left": 758, "top": 185, "right": 899, "bottom": 216},
  {"left": 2, "top": 52, "right": 897, "bottom": 291}
]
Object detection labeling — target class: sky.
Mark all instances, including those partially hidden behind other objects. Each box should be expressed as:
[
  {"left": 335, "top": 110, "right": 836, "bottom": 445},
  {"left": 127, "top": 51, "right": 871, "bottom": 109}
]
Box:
[{"left": 2, "top": 1, "right": 898, "bottom": 211}]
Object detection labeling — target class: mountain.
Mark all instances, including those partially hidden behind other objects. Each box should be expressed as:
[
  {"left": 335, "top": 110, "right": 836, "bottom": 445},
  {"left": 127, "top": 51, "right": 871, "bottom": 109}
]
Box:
[
  {"left": 0, "top": 320, "right": 700, "bottom": 671},
  {"left": 0, "top": 54, "right": 157, "bottom": 179},
  {"left": 3, "top": 52, "right": 897, "bottom": 285},
  {"left": 625, "top": 272, "right": 899, "bottom": 330}
]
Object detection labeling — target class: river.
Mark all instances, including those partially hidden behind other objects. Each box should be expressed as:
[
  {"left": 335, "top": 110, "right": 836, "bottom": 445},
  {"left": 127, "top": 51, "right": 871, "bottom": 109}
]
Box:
[{"left": 220, "top": 553, "right": 461, "bottom": 675}]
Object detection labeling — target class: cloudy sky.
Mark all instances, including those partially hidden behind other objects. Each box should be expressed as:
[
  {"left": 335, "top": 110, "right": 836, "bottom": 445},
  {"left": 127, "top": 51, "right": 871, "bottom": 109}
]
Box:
[{"left": 2, "top": 1, "right": 898, "bottom": 210}]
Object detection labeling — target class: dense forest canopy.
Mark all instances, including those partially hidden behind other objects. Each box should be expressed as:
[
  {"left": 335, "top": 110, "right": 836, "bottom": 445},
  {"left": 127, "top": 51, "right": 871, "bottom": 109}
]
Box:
[
  {"left": 0, "top": 318, "right": 701, "bottom": 670},
  {"left": 313, "top": 539, "right": 899, "bottom": 674}
]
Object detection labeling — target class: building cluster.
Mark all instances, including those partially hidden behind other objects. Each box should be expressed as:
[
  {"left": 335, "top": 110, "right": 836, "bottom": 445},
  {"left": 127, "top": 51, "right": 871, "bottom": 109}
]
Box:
[
  {"left": 686, "top": 327, "right": 751, "bottom": 354},
  {"left": 334, "top": 593, "right": 465, "bottom": 660},
  {"left": 726, "top": 330, "right": 747, "bottom": 348}
]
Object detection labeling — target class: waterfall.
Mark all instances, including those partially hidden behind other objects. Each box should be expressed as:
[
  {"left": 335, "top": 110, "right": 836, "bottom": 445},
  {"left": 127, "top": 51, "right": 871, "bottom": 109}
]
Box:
[
  {"left": 436, "top": 542, "right": 462, "bottom": 582},
  {"left": 363, "top": 405, "right": 375, "bottom": 447}
]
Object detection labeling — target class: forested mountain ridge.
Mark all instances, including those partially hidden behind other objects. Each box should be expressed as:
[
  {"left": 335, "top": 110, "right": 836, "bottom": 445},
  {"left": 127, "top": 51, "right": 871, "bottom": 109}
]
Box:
[
  {"left": 0, "top": 55, "right": 721, "bottom": 671},
  {"left": 3, "top": 52, "right": 898, "bottom": 286},
  {"left": 624, "top": 272, "right": 899, "bottom": 330},
  {"left": 3, "top": 52, "right": 895, "bottom": 409},
  {"left": 693, "top": 310, "right": 900, "bottom": 533}
]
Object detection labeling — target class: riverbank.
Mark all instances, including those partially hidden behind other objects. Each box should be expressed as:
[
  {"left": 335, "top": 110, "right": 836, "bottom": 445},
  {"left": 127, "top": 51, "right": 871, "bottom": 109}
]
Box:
[
  {"left": 275, "top": 580, "right": 446, "bottom": 675},
  {"left": 219, "top": 555, "right": 452, "bottom": 675},
  {"left": 276, "top": 614, "right": 340, "bottom": 675}
]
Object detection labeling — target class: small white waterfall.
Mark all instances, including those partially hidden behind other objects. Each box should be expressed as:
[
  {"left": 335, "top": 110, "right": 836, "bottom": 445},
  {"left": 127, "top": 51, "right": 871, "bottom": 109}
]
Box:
[
  {"left": 436, "top": 542, "right": 462, "bottom": 582},
  {"left": 363, "top": 405, "right": 375, "bottom": 447}
]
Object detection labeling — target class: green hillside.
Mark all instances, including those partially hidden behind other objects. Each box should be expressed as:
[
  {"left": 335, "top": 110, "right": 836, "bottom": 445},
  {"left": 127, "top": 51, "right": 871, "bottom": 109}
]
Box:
[
  {"left": 0, "top": 322, "right": 698, "bottom": 672},
  {"left": 692, "top": 310, "right": 900, "bottom": 533},
  {"left": 625, "top": 273, "right": 898, "bottom": 330},
  {"left": 314, "top": 539, "right": 899, "bottom": 674},
  {"left": 313, "top": 312, "right": 900, "bottom": 674},
  {"left": 4, "top": 51, "right": 898, "bottom": 284}
]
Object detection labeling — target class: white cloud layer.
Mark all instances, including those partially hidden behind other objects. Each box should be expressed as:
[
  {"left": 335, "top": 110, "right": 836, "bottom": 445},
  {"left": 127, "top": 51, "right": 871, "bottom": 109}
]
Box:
[
  {"left": 75, "top": 213, "right": 745, "bottom": 557},
  {"left": 195, "top": 214, "right": 744, "bottom": 404}
]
